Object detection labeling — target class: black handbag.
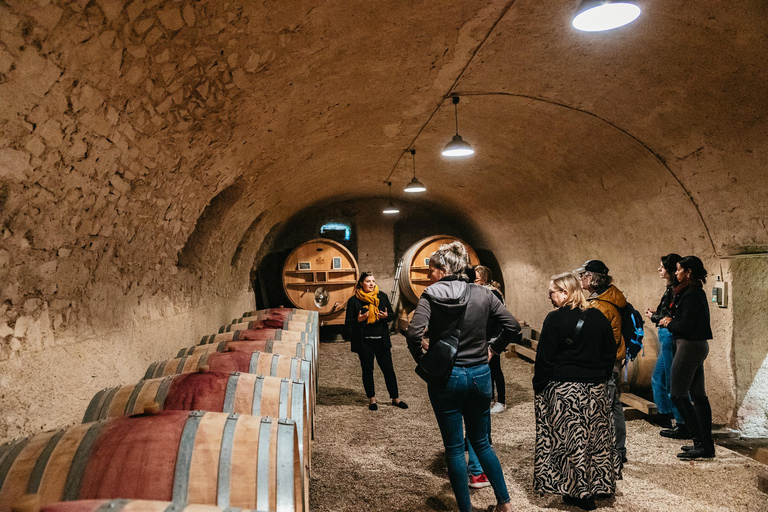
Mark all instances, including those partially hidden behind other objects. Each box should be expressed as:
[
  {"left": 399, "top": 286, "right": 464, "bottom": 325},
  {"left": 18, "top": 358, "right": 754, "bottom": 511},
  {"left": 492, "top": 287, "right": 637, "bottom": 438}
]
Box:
[{"left": 415, "top": 286, "right": 471, "bottom": 387}]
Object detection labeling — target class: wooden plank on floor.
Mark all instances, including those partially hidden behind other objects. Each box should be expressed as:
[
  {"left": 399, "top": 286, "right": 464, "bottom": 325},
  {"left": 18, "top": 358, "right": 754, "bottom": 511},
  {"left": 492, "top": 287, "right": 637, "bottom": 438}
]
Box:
[
  {"left": 621, "top": 392, "right": 658, "bottom": 415},
  {"left": 510, "top": 343, "right": 537, "bottom": 361}
]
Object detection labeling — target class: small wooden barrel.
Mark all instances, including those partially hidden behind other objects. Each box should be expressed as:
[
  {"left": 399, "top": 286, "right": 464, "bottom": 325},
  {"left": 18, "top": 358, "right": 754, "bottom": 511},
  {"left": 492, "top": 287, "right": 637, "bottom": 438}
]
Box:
[
  {"left": 199, "top": 329, "right": 307, "bottom": 346},
  {"left": 35, "top": 499, "right": 268, "bottom": 512},
  {"left": 220, "top": 319, "right": 315, "bottom": 335},
  {"left": 0, "top": 412, "right": 304, "bottom": 511},
  {"left": 82, "top": 373, "right": 310, "bottom": 479},
  {"left": 143, "top": 351, "right": 315, "bottom": 433},
  {"left": 398, "top": 235, "right": 480, "bottom": 305},
  {"left": 621, "top": 333, "right": 659, "bottom": 391},
  {"left": 240, "top": 308, "right": 317, "bottom": 322}
]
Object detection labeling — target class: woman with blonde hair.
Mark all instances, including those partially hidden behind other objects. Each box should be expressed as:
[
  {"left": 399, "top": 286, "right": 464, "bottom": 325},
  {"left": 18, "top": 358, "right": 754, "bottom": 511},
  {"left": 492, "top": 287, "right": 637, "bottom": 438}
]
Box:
[{"left": 533, "top": 272, "right": 620, "bottom": 511}]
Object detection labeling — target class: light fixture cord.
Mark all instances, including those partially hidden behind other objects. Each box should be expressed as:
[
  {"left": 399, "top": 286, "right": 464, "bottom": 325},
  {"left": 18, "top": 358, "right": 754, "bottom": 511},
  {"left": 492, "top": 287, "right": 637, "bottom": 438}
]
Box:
[
  {"left": 454, "top": 100, "right": 459, "bottom": 135},
  {"left": 411, "top": 149, "right": 417, "bottom": 178}
]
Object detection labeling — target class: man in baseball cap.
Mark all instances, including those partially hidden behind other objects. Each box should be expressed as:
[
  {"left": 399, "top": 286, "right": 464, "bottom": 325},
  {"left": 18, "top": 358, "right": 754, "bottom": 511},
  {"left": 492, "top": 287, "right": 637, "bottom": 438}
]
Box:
[{"left": 574, "top": 259, "right": 629, "bottom": 464}]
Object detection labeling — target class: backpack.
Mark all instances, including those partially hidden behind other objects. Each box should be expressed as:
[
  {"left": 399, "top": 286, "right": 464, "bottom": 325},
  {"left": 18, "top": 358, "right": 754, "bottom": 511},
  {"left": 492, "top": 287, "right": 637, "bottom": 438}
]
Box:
[{"left": 593, "top": 298, "right": 645, "bottom": 361}]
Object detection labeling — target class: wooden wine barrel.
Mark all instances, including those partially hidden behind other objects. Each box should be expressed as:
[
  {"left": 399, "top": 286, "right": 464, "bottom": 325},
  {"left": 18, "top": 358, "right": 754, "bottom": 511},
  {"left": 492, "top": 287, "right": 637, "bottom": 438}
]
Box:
[
  {"left": 81, "top": 372, "right": 310, "bottom": 481},
  {"left": 144, "top": 351, "right": 315, "bottom": 429},
  {"left": 281, "top": 238, "right": 359, "bottom": 326},
  {"left": 0, "top": 412, "right": 304, "bottom": 512},
  {"left": 231, "top": 310, "right": 314, "bottom": 325},
  {"left": 34, "top": 499, "right": 268, "bottom": 512},
  {"left": 240, "top": 308, "right": 317, "bottom": 321},
  {"left": 398, "top": 235, "right": 480, "bottom": 305},
  {"left": 221, "top": 319, "right": 315, "bottom": 336},
  {"left": 178, "top": 340, "right": 315, "bottom": 370},
  {"left": 199, "top": 329, "right": 307, "bottom": 346},
  {"left": 621, "top": 333, "right": 659, "bottom": 391}
]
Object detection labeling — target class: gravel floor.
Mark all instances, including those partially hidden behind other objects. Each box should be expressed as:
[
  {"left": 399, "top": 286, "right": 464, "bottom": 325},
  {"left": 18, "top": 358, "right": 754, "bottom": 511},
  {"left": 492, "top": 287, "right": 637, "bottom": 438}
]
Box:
[{"left": 309, "top": 335, "right": 768, "bottom": 512}]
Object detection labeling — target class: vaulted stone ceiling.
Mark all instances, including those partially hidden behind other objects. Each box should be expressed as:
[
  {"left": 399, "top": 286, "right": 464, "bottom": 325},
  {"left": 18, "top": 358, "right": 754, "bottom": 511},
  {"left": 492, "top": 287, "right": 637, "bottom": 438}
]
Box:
[{"left": 0, "top": 1, "right": 766, "bottom": 437}]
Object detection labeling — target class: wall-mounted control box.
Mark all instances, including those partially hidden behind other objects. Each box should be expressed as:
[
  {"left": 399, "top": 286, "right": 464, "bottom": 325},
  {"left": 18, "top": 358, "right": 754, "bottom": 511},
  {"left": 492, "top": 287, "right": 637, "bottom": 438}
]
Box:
[{"left": 712, "top": 277, "right": 727, "bottom": 308}]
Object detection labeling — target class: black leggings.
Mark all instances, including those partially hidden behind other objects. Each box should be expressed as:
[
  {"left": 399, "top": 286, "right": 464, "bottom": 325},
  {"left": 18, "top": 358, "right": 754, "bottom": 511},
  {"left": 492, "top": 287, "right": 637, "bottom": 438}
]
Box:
[
  {"left": 489, "top": 353, "right": 505, "bottom": 404},
  {"left": 357, "top": 339, "right": 400, "bottom": 399},
  {"left": 670, "top": 339, "right": 712, "bottom": 443}
]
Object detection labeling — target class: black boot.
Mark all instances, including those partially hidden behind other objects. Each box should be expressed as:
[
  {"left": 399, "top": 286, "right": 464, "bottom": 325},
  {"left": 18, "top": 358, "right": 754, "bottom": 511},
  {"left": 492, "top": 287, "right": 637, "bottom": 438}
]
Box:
[
  {"left": 679, "top": 396, "right": 715, "bottom": 459},
  {"left": 563, "top": 495, "right": 596, "bottom": 510}
]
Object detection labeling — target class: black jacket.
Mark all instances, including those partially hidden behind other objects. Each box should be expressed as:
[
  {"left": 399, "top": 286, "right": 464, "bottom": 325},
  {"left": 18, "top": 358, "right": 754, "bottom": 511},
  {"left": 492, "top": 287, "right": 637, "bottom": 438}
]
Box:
[
  {"left": 533, "top": 307, "right": 615, "bottom": 394},
  {"left": 651, "top": 285, "right": 675, "bottom": 325},
  {"left": 667, "top": 283, "right": 712, "bottom": 341},
  {"left": 406, "top": 277, "right": 521, "bottom": 367},
  {"left": 344, "top": 291, "right": 394, "bottom": 353}
]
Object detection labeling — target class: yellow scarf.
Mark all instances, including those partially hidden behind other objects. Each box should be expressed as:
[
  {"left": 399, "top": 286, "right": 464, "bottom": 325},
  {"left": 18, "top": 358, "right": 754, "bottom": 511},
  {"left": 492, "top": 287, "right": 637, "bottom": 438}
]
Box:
[{"left": 355, "top": 284, "right": 380, "bottom": 324}]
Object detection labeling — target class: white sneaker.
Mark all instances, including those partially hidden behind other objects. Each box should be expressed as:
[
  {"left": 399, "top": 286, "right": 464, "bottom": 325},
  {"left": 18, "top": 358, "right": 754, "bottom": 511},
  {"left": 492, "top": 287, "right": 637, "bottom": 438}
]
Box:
[{"left": 490, "top": 402, "right": 507, "bottom": 414}]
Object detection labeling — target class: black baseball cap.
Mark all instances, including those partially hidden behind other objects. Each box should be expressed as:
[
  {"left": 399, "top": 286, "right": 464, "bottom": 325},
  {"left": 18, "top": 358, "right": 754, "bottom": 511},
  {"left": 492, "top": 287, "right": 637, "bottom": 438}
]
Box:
[{"left": 574, "top": 260, "right": 610, "bottom": 275}]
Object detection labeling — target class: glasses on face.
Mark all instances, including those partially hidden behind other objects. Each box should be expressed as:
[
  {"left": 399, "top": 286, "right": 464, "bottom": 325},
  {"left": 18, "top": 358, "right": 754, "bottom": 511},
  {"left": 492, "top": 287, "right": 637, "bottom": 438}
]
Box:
[{"left": 579, "top": 272, "right": 591, "bottom": 280}]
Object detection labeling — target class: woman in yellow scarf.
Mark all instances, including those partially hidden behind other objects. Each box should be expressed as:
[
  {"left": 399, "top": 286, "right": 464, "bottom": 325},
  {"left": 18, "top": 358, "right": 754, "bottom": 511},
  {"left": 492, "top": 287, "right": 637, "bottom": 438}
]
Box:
[{"left": 344, "top": 272, "right": 408, "bottom": 411}]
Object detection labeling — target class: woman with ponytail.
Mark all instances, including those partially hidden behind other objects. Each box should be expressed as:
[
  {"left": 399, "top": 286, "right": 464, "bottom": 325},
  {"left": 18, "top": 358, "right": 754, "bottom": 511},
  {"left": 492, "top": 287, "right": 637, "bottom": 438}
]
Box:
[
  {"left": 345, "top": 271, "right": 408, "bottom": 411},
  {"left": 658, "top": 255, "right": 715, "bottom": 459}
]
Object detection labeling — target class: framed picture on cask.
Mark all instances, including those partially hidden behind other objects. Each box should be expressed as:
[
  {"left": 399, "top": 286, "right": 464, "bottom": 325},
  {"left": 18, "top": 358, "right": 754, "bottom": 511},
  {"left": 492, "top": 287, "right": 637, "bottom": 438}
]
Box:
[
  {"left": 332, "top": 257, "right": 342, "bottom": 269},
  {"left": 298, "top": 261, "right": 311, "bottom": 270},
  {"left": 424, "top": 257, "right": 430, "bottom": 266}
]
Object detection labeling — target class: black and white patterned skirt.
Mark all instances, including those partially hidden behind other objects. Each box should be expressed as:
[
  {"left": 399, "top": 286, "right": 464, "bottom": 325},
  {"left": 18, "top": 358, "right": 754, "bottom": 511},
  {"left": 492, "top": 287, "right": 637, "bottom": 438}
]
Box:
[{"left": 533, "top": 381, "right": 621, "bottom": 499}]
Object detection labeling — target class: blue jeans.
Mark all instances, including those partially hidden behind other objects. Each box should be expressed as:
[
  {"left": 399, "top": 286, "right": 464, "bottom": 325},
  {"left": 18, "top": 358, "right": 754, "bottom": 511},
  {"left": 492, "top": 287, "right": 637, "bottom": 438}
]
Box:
[
  {"left": 651, "top": 328, "right": 684, "bottom": 424},
  {"left": 428, "top": 364, "right": 510, "bottom": 512},
  {"left": 466, "top": 418, "right": 492, "bottom": 476}
]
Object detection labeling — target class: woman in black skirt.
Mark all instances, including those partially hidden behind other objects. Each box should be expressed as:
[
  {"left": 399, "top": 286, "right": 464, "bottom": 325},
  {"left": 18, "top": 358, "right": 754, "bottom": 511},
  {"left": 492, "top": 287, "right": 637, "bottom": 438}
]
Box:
[
  {"left": 533, "top": 272, "right": 620, "bottom": 511},
  {"left": 658, "top": 255, "right": 714, "bottom": 459},
  {"left": 345, "top": 271, "right": 408, "bottom": 411}
]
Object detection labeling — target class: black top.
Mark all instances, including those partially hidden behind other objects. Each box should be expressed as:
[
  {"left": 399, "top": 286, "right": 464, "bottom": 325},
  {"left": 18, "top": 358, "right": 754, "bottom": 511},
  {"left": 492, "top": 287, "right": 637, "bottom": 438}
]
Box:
[
  {"left": 651, "top": 285, "right": 675, "bottom": 326},
  {"left": 344, "top": 291, "right": 394, "bottom": 353},
  {"left": 406, "top": 277, "right": 521, "bottom": 367},
  {"left": 533, "top": 307, "right": 615, "bottom": 394},
  {"left": 667, "top": 282, "right": 712, "bottom": 341}
]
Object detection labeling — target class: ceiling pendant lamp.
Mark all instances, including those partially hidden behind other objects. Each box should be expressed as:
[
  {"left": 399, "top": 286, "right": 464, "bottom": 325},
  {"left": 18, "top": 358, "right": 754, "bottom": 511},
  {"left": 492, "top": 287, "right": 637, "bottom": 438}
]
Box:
[
  {"left": 572, "top": 1, "right": 641, "bottom": 32},
  {"left": 382, "top": 182, "right": 400, "bottom": 215},
  {"left": 404, "top": 149, "right": 426, "bottom": 193},
  {"left": 442, "top": 96, "right": 475, "bottom": 158}
]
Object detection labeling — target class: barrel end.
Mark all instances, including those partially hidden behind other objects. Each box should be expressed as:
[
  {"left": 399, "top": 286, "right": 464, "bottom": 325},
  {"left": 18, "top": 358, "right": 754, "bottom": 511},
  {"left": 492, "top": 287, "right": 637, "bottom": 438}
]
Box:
[
  {"left": 198, "top": 365, "right": 210, "bottom": 373},
  {"left": 143, "top": 402, "right": 161, "bottom": 414}
]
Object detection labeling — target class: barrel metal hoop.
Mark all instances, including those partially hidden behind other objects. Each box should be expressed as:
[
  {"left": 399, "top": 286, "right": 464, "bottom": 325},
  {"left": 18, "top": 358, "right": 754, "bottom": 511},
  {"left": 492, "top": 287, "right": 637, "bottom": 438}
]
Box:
[
  {"left": 199, "top": 334, "right": 209, "bottom": 345},
  {"left": 0, "top": 438, "right": 30, "bottom": 492},
  {"left": 217, "top": 342, "right": 227, "bottom": 353},
  {"left": 290, "top": 381, "right": 305, "bottom": 467},
  {"left": 251, "top": 376, "right": 265, "bottom": 416},
  {"left": 278, "top": 379, "right": 289, "bottom": 419},
  {"left": 155, "top": 359, "right": 169, "bottom": 378},
  {"left": 95, "top": 498, "right": 131, "bottom": 512},
  {"left": 222, "top": 508, "right": 242, "bottom": 512},
  {"left": 289, "top": 359, "right": 298, "bottom": 381},
  {"left": 175, "top": 356, "right": 189, "bottom": 375},
  {"left": 216, "top": 413, "right": 239, "bottom": 507},
  {"left": 97, "top": 388, "right": 120, "bottom": 421},
  {"left": 275, "top": 329, "right": 282, "bottom": 341},
  {"left": 276, "top": 419, "right": 296, "bottom": 512},
  {"left": 270, "top": 353, "right": 279, "bottom": 375},
  {"left": 223, "top": 373, "right": 240, "bottom": 413},
  {"left": 145, "top": 361, "right": 159, "bottom": 380},
  {"left": 63, "top": 421, "right": 105, "bottom": 500},
  {"left": 218, "top": 325, "right": 225, "bottom": 333},
  {"left": 176, "top": 348, "right": 185, "bottom": 358},
  {"left": 162, "top": 502, "right": 184, "bottom": 512},
  {"left": 82, "top": 388, "right": 107, "bottom": 423},
  {"left": 300, "top": 331, "right": 305, "bottom": 343},
  {"left": 282, "top": 318, "right": 290, "bottom": 330},
  {"left": 248, "top": 352, "right": 261, "bottom": 374},
  {"left": 172, "top": 411, "right": 205, "bottom": 503},
  {"left": 26, "top": 429, "right": 66, "bottom": 493},
  {"left": 124, "top": 379, "right": 147, "bottom": 416},
  {"left": 154, "top": 375, "right": 174, "bottom": 409},
  {"left": 199, "top": 351, "right": 211, "bottom": 368},
  {"left": 256, "top": 418, "right": 272, "bottom": 511},
  {"left": 300, "top": 360, "right": 311, "bottom": 386},
  {"left": 265, "top": 339, "right": 274, "bottom": 353}
]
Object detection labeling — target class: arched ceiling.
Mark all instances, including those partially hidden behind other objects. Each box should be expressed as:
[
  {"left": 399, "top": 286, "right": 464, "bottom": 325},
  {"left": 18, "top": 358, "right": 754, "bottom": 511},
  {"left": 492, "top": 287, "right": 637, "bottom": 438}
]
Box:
[{"left": 0, "top": 0, "right": 766, "bottom": 304}]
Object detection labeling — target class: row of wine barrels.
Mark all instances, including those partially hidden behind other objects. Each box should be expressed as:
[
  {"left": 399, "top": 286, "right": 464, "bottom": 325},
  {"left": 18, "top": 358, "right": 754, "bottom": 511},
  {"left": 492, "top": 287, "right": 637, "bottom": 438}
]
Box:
[
  {"left": 199, "top": 329, "right": 307, "bottom": 346},
  {"left": 81, "top": 372, "right": 310, "bottom": 486},
  {"left": 240, "top": 308, "right": 317, "bottom": 322},
  {"left": 31, "top": 499, "right": 269, "bottom": 512},
  {"left": 230, "top": 310, "right": 312, "bottom": 325},
  {"left": 0, "top": 411, "right": 304, "bottom": 511}
]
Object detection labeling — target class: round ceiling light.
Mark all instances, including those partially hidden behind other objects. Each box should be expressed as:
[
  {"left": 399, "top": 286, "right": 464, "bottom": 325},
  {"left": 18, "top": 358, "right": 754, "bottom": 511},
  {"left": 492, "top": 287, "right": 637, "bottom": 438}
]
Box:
[{"left": 572, "top": 1, "right": 641, "bottom": 32}]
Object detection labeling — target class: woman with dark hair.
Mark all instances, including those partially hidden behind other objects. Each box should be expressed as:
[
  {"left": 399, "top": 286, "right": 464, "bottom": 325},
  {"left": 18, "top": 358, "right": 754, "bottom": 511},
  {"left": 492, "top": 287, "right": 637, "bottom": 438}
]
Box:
[
  {"left": 474, "top": 265, "right": 507, "bottom": 414},
  {"left": 533, "top": 272, "right": 620, "bottom": 511},
  {"left": 644, "top": 254, "right": 687, "bottom": 436},
  {"left": 407, "top": 242, "right": 520, "bottom": 512},
  {"left": 658, "top": 255, "right": 715, "bottom": 459},
  {"left": 345, "top": 271, "right": 407, "bottom": 411}
]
